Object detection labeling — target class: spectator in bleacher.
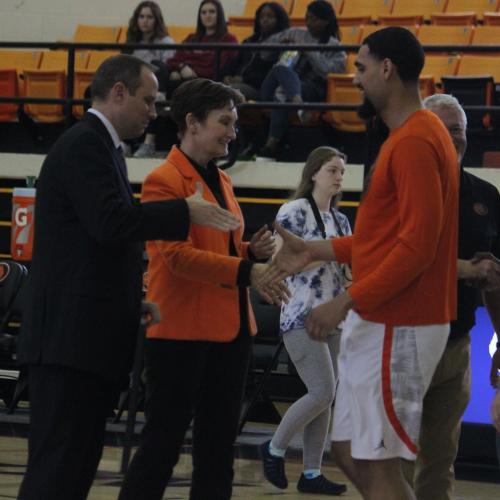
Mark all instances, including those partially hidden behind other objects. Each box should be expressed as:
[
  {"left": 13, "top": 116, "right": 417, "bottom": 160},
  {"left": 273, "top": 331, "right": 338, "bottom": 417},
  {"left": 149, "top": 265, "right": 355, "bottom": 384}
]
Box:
[
  {"left": 126, "top": 1, "right": 175, "bottom": 158},
  {"left": 166, "top": 0, "right": 237, "bottom": 88},
  {"left": 222, "top": 2, "right": 290, "bottom": 101},
  {"left": 260, "top": 146, "right": 350, "bottom": 495},
  {"left": 258, "top": 0, "right": 346, "bottom": 159}
]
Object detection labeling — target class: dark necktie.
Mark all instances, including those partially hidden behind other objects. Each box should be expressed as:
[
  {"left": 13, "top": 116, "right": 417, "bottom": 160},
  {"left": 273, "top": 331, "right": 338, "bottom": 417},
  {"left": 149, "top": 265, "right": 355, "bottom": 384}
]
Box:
[
  {"left": 115, "top": 145, "right": 134, "bottom": 201},
  {"left": 115, "top": 145, "right": 129, "bottom": 178}
]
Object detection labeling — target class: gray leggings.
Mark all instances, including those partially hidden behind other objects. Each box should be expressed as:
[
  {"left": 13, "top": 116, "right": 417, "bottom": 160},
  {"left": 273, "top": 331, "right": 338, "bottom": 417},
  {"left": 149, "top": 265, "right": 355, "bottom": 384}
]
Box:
[{"left": 271, "top": 328, "right": 340, "bottom": 470}]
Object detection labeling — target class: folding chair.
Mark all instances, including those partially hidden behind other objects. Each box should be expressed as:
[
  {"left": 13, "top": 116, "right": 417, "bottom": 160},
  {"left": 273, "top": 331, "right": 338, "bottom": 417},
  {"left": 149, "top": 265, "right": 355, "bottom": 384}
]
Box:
[
  {"left": 238, "top": 290, "right": 284, "bottom": 434},
  {"left": 120, "top": 308, "right": 149, "bottom": 474},
  {"left": 120, "top": 267, "right": 151, "bottom": 474},
  {"left": 0, "top": 260, "right": 29, "bottom": 410}
]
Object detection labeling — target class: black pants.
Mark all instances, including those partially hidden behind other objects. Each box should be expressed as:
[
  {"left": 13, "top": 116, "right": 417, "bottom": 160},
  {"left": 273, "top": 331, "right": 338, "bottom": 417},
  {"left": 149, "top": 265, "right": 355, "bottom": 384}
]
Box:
[
  {"left": 119, "top": 332, "right": 252, "bottom": 500},
  {"left": 18, "top": 365, "right": 118, "bottom": 500}
]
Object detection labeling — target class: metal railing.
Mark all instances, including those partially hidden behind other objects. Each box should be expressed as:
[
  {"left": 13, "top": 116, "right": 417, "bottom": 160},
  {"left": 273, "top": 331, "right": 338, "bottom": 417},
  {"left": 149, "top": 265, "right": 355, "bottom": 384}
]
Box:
[{"left": 2, "top": 40, "right": 500, "bottom": 125}]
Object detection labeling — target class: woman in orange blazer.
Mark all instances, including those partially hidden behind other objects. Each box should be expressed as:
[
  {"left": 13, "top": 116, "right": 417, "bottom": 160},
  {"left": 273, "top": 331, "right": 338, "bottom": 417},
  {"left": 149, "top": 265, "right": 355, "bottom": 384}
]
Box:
[{"left": 119, "top": 79, "right": 277, "bottom": 500}]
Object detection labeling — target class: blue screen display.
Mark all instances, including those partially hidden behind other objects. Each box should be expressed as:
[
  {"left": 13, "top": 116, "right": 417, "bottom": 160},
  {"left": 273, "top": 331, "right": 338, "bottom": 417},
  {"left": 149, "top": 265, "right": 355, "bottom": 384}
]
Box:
[{"left": 462, "top": 307, "right": 498, "bottom": 425}]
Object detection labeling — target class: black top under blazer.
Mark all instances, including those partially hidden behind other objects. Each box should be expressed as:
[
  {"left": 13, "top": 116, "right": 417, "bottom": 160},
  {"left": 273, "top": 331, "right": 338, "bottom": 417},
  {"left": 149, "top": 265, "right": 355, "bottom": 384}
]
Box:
[{"left": 18, "top": 112, "right": 190, "bottom": 384}]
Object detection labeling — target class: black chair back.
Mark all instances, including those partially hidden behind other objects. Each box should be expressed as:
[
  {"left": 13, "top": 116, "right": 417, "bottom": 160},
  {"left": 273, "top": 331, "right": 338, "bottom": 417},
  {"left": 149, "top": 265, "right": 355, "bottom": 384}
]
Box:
[{"left": 442, "top": 76, "right": 494, "bottom": 130}]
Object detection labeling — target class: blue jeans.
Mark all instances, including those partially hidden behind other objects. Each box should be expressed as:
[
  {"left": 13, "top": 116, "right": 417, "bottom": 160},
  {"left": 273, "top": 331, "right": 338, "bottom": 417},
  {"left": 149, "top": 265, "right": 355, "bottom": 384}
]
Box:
[{"left": 260, "top": 65, "right": 325, "bottom": 141}]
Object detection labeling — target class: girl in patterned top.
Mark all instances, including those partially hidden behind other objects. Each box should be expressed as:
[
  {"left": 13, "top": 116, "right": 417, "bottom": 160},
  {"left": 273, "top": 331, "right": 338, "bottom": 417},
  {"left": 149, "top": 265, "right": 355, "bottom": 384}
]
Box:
[{"left": 261, "top": 146, "right": 351, "bottom": 495}]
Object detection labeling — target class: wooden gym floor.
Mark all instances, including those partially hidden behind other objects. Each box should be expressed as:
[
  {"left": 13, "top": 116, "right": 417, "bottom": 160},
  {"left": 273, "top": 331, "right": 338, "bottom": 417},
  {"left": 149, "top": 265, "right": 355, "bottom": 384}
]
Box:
[{"left": 0, "top": 404, "right": 499, "bottom": 499}]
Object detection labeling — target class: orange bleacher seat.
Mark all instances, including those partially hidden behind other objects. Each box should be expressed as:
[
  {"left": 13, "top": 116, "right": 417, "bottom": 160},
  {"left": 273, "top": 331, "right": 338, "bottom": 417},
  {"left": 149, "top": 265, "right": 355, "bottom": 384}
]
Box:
[
  {"left": 0, "top": 50, "right": 42, "bottom": 95},
  {"left": 421, "top": 54, "right": 459, "bottom": 84},
  {"left": 470, "top": 25, "right": 500, "bottom": 52},
  {"left": 229, "top": 0, "right": 292, "bottom": 27},
  {"left": 323, "top": 73, "right": 365, "bottom": 132},
  {"left": 118, "top": 26, "right": 128, "bottom": 44},
  {"left": 457, "top": 55, "right": 500, "bottom": 81},
  {"left": 73, "top": 51, "right": 120, "bottom": 119},
  {"left": 362, "top": 24, "right": 418, "bottom": 40},
  {"left": 389, "top": 0, "right": 446, "bottom": 21},
  {"left": 379, "top": 15, "right": 424, "bottom": 26},
  {"left": 340, "top": 25, "right": 363, "bottom": 47},
  {"left": 86, "top": 50, "right": 120, "bottom": 71},
  {"left": 345, "top": 52, "right": 357, "bottom": 73},
  {"left": 290, "top": 0, "right": 344, "bottom": 25},
  {"left": 417, "top": 25, "right": 474, "bottom": 48},
  {"left": 419, "top": 75, "right": 436, "bottom": 98},
  {"left": 73, "top": 24, "right": 121, "bottom": 43},
  {"left": 359, "top": 24, "right": 386, "bottom": 39},
  {"left": 229, "top": 25, "right": 253, "bottom": 43},
  {"left": 483, "top": 11, "right": 500, "bottom": 24},
  {"left": 0, "top": 69, "right": 19, "bottom": 121},
  {"left": 168, "top": 26, "right": 195, "bottom": 43},
  {"left": 23, "top": 70, "right": 66, "bottom": 123},
  {"left": 431, "top": 13, "right": 478, "bottom": 25},
  {"left": 22, "top": 51, "right": 88, "bottom": 123},
  {"left": 444, "top": 0, "right": 499, "bottom": 21},
  {"left": 340, "top": 0, "right": 393, "bottom": 24},
  {"left": 337, "top": 15, "right": 372, "bottom": 26}
]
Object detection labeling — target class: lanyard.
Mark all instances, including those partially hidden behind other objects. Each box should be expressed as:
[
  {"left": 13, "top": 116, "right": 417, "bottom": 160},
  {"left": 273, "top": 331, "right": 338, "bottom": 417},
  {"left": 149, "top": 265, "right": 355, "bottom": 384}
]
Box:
[{"left": 306, "top": 195, "right": 345, "bottom": 239}]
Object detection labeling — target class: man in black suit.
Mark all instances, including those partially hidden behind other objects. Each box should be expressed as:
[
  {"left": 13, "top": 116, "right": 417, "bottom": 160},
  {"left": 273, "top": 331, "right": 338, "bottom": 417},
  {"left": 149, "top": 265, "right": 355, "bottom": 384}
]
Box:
[{"left": 17, "top": 54, "right": 240, "bottom": 500}]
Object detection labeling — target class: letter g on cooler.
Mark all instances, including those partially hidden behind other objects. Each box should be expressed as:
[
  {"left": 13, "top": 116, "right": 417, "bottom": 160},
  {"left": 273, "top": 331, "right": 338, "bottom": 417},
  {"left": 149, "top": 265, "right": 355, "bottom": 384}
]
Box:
[{"left": 11, "top": 187, "right": 36, "bottom": 261}]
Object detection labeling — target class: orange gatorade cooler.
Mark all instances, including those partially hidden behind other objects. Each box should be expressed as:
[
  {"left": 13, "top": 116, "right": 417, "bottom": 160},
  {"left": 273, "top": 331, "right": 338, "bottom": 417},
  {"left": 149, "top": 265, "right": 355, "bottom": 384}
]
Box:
[{"left": 11, "top": 187, "right": 36, "bottom": 261}]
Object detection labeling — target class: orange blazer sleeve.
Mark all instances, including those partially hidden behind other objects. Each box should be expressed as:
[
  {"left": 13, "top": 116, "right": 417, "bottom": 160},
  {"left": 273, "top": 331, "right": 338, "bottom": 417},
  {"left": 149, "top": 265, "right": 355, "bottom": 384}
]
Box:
[{"left": 142, "top": 167, "right": 243, "bottom": 287}]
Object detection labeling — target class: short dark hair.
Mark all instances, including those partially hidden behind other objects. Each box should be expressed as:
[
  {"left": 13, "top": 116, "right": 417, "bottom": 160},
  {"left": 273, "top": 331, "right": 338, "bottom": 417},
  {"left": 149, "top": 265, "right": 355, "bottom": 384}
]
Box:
[
  {"left": 171, "top": 78, "right": 244, "bottom": 135},
  {"left": 91, "top": 54, "right": 154, "bottom": 101},
  {"left": 362, "top": 26, "right": 424, "bottom": 83},
  {"left": 253, "top": 2, "right": 290, "bottom": 38}
]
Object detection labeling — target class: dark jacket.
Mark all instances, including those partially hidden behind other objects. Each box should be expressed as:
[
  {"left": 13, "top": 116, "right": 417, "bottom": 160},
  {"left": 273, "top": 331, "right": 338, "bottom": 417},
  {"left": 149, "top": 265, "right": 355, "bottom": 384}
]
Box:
[
  {"left": 221, "top": 34, "right": 277, "bottom": 89},
  {"left": 18, "top": 112, "right": 190, "bottom": 384}
]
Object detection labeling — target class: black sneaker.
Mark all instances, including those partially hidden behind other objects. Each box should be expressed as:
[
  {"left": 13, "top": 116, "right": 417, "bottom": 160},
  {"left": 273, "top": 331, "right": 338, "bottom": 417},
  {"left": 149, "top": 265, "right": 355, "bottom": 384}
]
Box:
[
  {"left": 260, "top": 440, "right": 288, "bottom": 489},
  {"left": 297, "top": 473, "right": 347, "bottom": 495}
]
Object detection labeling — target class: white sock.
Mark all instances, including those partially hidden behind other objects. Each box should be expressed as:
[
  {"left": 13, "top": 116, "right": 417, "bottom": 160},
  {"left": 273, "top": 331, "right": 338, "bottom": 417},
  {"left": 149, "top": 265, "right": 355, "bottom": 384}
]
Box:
[
  {"left": 304, "top": 469, "right": 321, "bottom": 479},
  {"left": 269, "top": 441, "right": 286, "bottom": 458}
]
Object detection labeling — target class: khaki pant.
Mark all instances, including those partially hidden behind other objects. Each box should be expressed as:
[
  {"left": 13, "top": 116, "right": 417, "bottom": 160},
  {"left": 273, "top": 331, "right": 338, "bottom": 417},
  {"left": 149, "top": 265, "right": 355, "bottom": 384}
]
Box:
[{"left": 403, "top": 335, "right": 471, "bottom": 500}]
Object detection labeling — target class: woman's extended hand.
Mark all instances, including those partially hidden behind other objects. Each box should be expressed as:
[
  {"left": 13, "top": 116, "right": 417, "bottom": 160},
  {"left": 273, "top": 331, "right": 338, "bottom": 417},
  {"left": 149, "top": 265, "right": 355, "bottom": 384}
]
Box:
[
  {"left": 249, "top": 225, "right": 276, "bottom": 260},
  {"left": 250, "top": 263, "right": 290, "bottom": 306},
  {"left": 186, "top": 182, "right": 240, "bottom": 231}
]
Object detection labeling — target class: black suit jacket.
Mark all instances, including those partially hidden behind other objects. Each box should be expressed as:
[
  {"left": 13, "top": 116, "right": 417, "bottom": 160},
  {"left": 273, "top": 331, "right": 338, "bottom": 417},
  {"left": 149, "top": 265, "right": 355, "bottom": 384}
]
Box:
[{"left": 18, "top": 112, "right": 190, "bottom": 384}]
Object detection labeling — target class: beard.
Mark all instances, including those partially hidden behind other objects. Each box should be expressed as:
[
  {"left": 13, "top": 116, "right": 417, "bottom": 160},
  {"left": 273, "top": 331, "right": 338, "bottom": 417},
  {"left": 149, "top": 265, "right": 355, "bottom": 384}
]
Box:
[{"left": 357, "top": 95, "right": 377, "bottom": 121}]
